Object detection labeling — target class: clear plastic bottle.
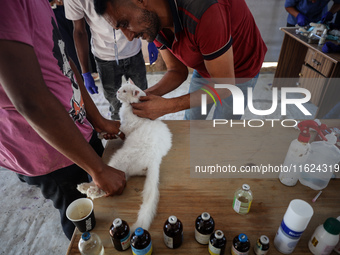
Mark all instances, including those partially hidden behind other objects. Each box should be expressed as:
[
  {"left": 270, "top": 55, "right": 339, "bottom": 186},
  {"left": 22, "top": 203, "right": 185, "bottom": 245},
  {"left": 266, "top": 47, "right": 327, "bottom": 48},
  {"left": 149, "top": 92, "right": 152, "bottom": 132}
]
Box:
[
  {"left": 78, "top": 232, "right": 104, "bottom": 255},
  {"left": 232, "top": 184, "right": 253, "bottom": 215},
  {"left": 279, "top": 120, "right": 326, "bottom": 186},
  {"left": 299, "top": 133, "right": 340, "bottom": 190},
  {"left": 309, "top": 217, "right": 340, "bottom": 255}
]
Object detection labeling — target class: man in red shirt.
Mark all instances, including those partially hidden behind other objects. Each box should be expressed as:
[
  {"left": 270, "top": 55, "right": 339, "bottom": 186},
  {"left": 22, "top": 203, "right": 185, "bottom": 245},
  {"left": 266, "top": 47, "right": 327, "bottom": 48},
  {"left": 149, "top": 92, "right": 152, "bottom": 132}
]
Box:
[{"left": 94, "top": 0, "right": 267, "bottom": 120}]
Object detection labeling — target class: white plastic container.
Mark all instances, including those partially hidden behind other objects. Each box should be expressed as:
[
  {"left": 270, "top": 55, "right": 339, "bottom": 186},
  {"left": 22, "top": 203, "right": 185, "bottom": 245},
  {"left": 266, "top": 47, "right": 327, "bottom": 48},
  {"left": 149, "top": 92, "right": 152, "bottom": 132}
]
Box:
[
  {"left": 334, "top": 216, "right": 340, "bottom": 254},
  {"left": 299, "top": 133, "right": 340, "bottom": 190},
  {"left": 274, "top": 199, "right": 314, "bottom": 254},
  {"left": 279, "top": 138, "right": 310, "bottom": 186},
  {"left": 279, "top": 120, "right": 324, "bottom": 186},
  {"left": 308, "top": 217, "right": 340, "bottom": 255}
]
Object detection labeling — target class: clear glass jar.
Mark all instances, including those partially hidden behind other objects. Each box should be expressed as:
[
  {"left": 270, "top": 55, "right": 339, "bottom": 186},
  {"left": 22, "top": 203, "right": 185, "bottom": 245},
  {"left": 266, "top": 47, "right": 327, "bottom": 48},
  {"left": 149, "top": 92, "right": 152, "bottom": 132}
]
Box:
[{"left": 232, "top": 184, "right": 253, "bottom": 215}]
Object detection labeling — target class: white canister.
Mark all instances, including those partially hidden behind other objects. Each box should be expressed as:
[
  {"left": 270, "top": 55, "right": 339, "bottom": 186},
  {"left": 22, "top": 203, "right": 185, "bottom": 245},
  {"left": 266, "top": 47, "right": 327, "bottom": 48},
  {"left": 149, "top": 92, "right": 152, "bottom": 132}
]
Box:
[{"left": 274, "top": 199, "right": 314, "bottom": 254}]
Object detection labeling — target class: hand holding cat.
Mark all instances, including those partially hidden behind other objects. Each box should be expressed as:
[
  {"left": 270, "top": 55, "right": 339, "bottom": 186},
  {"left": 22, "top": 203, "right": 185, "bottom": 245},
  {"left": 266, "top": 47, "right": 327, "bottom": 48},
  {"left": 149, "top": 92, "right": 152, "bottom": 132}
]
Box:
[
  {"left": 94, "top": 118, "right": 125, "bottom": 140},
  {"left": 92, "top": 165, "right": 126, "bottom": 196},
  {"left": 132, "top": 94, "right": 172, "bottom": 120}
]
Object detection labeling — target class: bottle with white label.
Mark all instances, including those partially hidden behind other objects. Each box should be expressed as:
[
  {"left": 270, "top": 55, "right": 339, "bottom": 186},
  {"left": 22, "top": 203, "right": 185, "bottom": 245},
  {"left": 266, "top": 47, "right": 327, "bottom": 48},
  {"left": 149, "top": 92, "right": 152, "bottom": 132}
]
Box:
[
  {"left": 109, "top": 218, "right": 130, "bottom": 251},
  {"left": 195, "top": 212, "right": 215, "bottom": 245},
  {"left": 232, "top": 184, "right": 253, "bottom": 215},
  {"left": 163, "top": 215, "right": 183, "bottom": 249},
  {"left": 209, "top": 230, "right": 226, "bottom": 255},
  {"left": 308, "top": 217, "right": 340, "bottom": 255},
  {"left": 274, "top": 199, "right": 314, "bottom": 254}
]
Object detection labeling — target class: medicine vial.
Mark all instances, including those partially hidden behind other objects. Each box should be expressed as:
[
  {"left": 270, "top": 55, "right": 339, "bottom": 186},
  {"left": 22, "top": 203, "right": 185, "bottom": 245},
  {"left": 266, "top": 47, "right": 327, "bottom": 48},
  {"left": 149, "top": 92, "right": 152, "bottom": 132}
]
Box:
[
  {"left": 78, "top": 232, "right": 104, "bottom": 255},
  {"left": 209, "top": 230, "right": 227, "bottom": 255},
  {"left": 232, "top": 184, "right": 253, "bottom": 215},
  {"left": 254, "top": 235, "right": 270, "bottom": 255},
  {"left": 163, "top": 215, "right": 183, "bottom": 249},
  {"left": 109, "top": 218, "right": 130, "bottom": 251},
  {"left": 130, "top": 227, "right": 153, "bottom": 255},
  {"left": 308, "top": 217, "right": 340, "bottom": 255},
  {"left": 195, "top": 212, "right": 215, "bottom": 245},
  {"left": 231, "top": 233, "right": 250, "bottom": 255}
]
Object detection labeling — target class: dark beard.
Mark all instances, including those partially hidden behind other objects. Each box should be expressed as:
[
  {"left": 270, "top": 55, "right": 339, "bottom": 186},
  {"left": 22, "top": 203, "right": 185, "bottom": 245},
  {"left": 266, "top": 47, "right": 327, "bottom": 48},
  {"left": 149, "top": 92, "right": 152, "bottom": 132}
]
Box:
[{"left": 140, "top": 9, "right": 161, "bottom": 42}]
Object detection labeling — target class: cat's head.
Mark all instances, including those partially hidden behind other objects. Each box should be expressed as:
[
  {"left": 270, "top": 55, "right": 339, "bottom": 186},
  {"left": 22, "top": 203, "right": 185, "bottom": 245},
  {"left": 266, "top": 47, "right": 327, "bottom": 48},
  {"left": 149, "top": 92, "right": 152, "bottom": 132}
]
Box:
[{"left": 117, "top": 82, "right": 146, "bottom": 103}]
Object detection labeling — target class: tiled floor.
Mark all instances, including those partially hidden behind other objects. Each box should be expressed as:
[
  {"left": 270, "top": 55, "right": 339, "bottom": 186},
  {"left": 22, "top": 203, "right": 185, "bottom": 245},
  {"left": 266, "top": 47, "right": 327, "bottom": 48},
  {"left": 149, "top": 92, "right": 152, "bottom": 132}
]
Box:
[{"left": 0, "top": 70, "right": 318, "bottom": 254}]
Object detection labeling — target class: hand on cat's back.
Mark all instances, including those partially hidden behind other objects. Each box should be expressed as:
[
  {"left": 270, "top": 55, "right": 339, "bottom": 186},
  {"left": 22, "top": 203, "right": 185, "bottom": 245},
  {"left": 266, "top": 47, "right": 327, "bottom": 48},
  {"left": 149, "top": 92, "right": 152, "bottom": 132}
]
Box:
[
  {"left": 131, "top": 94, "right": 170, "bottom": 120},
  {"left": 93, "top": 165, "right": 126, "bottom": 196}
]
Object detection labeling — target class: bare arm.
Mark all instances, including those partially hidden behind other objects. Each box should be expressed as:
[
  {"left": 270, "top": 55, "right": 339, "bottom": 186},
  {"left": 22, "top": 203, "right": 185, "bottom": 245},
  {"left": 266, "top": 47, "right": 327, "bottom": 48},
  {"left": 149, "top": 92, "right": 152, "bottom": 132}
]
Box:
[
  {"left": 329, "top": 3, "right": 340, "bottom": 14},
  {"left": 73, "top": 18, "right": 90, "bottom": 74},
  {"left": 145, "top": 48, "right": 188, "bottom": 96},
  {"left": 0, "top": 40, "right": 125, "bottom": 195},
  {"left": 132, "top": 47, "right": 235, "bottom": 119},
  {"left": 285, "top": 6, "right": 300, "bottom": 18}
]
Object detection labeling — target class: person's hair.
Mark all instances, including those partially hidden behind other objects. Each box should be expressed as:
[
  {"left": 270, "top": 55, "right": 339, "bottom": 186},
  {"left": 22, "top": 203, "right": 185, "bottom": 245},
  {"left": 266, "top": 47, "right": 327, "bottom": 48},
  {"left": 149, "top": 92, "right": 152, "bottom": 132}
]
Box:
[{"left": 94, "top": 0, "right": 110, "bottom": 15}]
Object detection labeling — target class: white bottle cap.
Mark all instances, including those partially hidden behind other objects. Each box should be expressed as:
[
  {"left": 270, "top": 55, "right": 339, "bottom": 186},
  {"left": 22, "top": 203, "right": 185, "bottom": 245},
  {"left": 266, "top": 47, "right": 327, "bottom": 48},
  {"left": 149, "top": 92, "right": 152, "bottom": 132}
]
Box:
[
  {"left": 168, "top": 216, "right": 177, "bottom": 224},
  {"left": 113, "top": 218, "right": 122, "bottom": 227},
  {"left": 283, "top": 199, "right": 314, "bottom": 231},
  {"left": 202, "top": 212, "right": 210, "bottom": 220}
]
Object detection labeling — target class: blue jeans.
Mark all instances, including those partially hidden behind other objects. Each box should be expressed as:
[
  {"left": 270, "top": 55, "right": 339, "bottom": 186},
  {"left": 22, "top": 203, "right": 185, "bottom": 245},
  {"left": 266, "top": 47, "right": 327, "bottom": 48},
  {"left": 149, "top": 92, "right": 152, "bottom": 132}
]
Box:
[
  {"left": 95, "top": 50, "right": 147, "bottom": 119},
  {"left": 184, "top": 70, "right": 259, "bottom": 120}
]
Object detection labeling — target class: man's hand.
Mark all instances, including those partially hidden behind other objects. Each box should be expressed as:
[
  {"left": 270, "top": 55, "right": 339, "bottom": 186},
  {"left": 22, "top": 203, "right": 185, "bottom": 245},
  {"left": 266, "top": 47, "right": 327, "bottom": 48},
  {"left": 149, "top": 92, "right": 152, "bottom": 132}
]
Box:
[
  {"left": 95, "top": 119, "right": 126, "bottom": 140},
  {"left": 132, "top": 94, "right": 171, "bottom": 120},
  {"left": 92, "top": 165, "right": 126, "bottom": 196},
  {"left": 297, "top": 13, "right": 309, "bottom": 26},
  {"left": 321, "top": 11, "right": 333, "bottom": 24},
  {"left": 82, "top": 72, "right": 98, "bottom": 94}
]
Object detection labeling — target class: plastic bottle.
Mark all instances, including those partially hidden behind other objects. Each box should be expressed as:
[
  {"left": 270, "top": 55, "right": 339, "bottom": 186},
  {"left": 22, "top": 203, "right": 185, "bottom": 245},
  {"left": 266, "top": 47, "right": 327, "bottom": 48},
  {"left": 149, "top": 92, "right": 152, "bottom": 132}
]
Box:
[
  {"left": 232, "top": 184, "right": 253, "bottom": 215},
  {"left": 78, "top": 232, "right": 104, "bottom": 255},
  {"left": 299, "top": 132, "right": 340, "bottom": 190},
  {"left": 274, "top": 199, "right": 314, "bottom": 254},
  {"left": 319, "top": 29, "right": 328, "bottom": 46},
  {"left": 309, "top": 217, "right": 340, "bottom": 255},
  {"left": 231, "top": 233, "right": 250, "bottom": 255},
  {"left": 130, "top": 227, "right": 153, "bottom": 255},
  {"left": 209, "top": 230, "right": 227, "bottom": 255},
  {"left": 334, "top": 216, "right": 340, "bottom": 254},
  {"left": 195, "top": 212, "right": 215, "bottom": 245},
  {"left": 279, "top": 120, "right": 327, "bottom": 186},
  {"left": 163, "top": 215, "right": 183, "bottom": 249},
  {"left": 109, "top": 218, "right": 130, "bottom": 251}
]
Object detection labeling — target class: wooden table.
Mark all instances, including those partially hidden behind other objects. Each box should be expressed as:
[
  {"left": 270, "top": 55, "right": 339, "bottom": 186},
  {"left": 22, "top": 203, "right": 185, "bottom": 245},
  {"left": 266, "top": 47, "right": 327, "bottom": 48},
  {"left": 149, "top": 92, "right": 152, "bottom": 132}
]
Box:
[
  {"left": 67, "top": 120, "right": 340, "bottom": 254},
  {"left": 274, "top": 27, "right": 340, "bottom": 118}
]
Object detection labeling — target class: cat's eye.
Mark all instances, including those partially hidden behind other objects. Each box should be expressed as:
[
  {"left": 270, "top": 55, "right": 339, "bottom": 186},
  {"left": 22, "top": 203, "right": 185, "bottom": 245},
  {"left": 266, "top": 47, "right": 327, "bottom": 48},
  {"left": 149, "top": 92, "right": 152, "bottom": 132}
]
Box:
[{"left": 123, "top": 90, "right": 126, "bottom": 93}]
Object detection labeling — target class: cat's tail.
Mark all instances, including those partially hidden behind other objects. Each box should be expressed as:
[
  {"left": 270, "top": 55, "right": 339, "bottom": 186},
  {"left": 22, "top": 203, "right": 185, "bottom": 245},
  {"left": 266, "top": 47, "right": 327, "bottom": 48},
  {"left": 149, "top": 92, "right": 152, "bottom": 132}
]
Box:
[{"left": 132, "top": 160, "right": 160, "bottom": 231}]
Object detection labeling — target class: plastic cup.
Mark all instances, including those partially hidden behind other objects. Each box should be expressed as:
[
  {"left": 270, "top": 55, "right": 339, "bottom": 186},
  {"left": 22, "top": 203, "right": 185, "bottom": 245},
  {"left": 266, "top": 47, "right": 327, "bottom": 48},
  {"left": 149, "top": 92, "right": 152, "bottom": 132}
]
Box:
[{"left": 66, "top": 198, "right": 96, "bottom": 232}]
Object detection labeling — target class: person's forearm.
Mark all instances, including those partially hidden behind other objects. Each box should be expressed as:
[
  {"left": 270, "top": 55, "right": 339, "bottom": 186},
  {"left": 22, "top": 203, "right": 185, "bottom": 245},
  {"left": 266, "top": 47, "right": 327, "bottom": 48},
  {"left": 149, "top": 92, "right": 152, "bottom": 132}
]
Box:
[
  {"left": 0, "top": 40, "right": 104, "bottom": 178},
  {"left": 285, "top": 7, "right": 299, "bottom": 18},
  {"left": 73, "top": 20, "right": 91, "bottom": 74},
  {"left": 146, "top": 69, "right": 188, "bottom": 96},
  {"left": 329, "top": 3, "right": 340, "bottom": 14}
]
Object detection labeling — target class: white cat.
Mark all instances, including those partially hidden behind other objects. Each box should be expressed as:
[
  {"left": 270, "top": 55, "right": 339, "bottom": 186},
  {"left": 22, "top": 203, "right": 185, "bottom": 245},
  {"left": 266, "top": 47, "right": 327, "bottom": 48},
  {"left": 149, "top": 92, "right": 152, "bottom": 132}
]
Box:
[{"left": 106, "top": 83, "right": 172, "bottom": 230}]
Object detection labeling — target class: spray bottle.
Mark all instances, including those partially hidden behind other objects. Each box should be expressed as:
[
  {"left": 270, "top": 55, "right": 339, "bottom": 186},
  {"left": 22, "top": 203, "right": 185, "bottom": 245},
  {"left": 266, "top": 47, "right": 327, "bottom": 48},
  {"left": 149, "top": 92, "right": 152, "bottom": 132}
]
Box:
[
  {"left": 279, "top": 120, "right": 327, "bottom": 186},
  {"left": 299, "top": 131, "right": 340, "bottom": 190}
]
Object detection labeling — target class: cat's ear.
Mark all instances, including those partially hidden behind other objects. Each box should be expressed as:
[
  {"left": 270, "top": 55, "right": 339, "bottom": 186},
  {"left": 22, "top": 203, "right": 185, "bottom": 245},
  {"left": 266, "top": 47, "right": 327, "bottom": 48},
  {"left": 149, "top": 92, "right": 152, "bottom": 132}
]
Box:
[{"left": 133, "top": 90, "right": 140, "bottom": 97}]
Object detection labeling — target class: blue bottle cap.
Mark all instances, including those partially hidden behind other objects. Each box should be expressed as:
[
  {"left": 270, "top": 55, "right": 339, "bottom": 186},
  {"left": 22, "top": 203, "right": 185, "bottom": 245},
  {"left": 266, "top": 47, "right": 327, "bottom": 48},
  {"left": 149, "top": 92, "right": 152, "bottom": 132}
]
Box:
[
  {"left": 81, "top": 232, "right": 91, "bottom": 241},
  {"left": 238, "top": 233, "right": 248, "bottom": 242},
  {"left": 135, "top": 227, "right": 144, "bottom": 236}
]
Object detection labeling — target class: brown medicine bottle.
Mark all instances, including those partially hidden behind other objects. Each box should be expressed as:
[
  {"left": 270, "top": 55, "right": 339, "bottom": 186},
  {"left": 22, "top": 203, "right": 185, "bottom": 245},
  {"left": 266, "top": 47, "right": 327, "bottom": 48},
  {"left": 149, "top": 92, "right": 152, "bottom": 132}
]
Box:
[
  {"left": 195, "top": 212, "right": 215, "bottom": 245},
  {"left": 109, "top": 218, "right": 130, "bottom": 251},
  {"left": 163, "top": 215, "right": 183, "bottom": 249}
]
